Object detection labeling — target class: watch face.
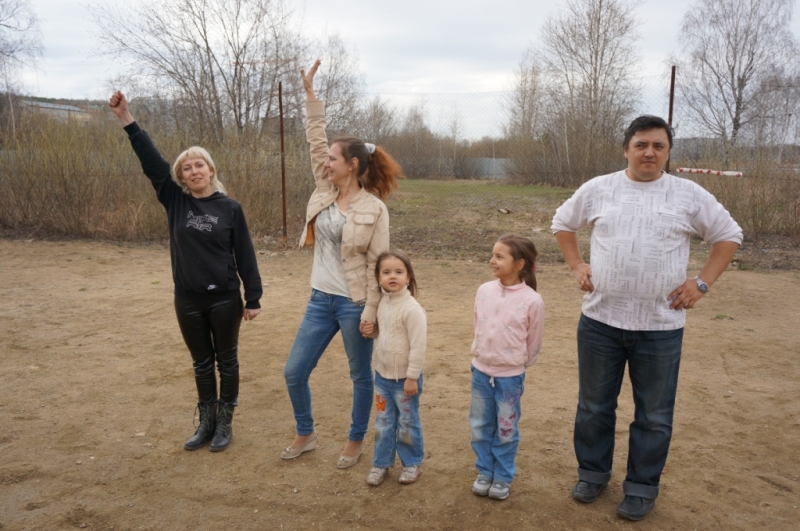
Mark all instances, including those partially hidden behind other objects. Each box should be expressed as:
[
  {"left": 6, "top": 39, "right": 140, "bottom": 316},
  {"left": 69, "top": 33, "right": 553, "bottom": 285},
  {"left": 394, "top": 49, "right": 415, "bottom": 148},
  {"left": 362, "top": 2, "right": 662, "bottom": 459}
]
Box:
[{"left": 696, "top": 278, "right": 708, "bottom": 293}]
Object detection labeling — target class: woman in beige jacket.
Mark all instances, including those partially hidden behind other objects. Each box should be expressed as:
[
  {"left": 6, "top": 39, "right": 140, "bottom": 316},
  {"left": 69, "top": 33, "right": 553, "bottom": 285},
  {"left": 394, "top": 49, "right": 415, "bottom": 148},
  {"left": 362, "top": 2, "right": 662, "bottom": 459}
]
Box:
[{"left": 281, "top": 60, "right": 404, "bottom": 468}]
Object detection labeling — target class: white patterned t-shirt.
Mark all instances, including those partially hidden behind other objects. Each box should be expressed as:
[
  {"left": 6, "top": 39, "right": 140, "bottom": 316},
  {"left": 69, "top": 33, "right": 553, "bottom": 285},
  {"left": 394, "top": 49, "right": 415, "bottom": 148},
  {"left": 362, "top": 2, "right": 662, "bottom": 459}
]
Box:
[{"left": 551, "top": 170, "right": 743, "bottom": 331}]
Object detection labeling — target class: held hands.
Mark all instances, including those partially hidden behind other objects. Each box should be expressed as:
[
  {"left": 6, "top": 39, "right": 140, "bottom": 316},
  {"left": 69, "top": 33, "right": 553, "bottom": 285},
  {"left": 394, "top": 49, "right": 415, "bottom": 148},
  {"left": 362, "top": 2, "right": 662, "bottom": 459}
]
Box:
[
  {"left": 243, "top": 308, "right": 261, "bottom": 321},
  {"left": 404, "top": 378, "right": 418, "bottom": 397},
  {"left": 108, "top": 90, "right": 135, "bottom": 126},
  {"left": 300, "top": 59, "right": 321, "bottom": 101},
  {"left": 668, "top": 279, "right": 704, "bottom": 310},
  {"left": 571, "top": 263, "right": 594, "bottom": 292},
  {"left": 359, "top": 320, "right": 374, "bottom": 337}
]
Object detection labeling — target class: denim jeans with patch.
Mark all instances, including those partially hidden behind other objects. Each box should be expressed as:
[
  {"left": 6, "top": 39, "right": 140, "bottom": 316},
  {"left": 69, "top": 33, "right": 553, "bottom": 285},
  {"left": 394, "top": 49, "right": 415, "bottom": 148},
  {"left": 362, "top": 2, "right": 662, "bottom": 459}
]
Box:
[
  {"left": 372, "top": 372, "right": 424, "bottom": 468},
  {"left": 284, "top": 289, "right": 374, "bottom": 440},
  {"left": 469, "top": 366, "right": 525, "bottom": 484},
  {"left": 574, "top": 314, "right": 683, "bottom": 500}
]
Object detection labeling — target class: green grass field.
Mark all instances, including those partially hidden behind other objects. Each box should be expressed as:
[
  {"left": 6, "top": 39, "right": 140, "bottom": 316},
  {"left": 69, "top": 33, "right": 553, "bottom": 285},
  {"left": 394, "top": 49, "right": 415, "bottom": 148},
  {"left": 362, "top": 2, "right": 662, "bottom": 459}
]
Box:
[{"left": 385, "top": 179, "right": 577, "bottom": 261}]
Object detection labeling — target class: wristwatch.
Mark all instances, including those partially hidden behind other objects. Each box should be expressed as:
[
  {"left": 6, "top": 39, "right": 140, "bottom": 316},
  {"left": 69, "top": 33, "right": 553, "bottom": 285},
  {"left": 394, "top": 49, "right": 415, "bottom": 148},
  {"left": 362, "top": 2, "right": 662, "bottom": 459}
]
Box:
[{"left": 694, "top": 276, "right": 708, "bottom": 294}]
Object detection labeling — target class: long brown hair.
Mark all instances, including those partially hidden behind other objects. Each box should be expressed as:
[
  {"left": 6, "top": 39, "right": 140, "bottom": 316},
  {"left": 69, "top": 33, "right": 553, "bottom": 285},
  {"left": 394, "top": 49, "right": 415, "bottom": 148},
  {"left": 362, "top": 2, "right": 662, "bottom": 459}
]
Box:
[
  {"left": 374, "top": 250, "right": 418, "bottom": 297},
  {"left": 496, "top": 234, "right": 538, "bottom": 291},
  {"left": 332, "top": 136, "right": 404, "bottom": 200}
]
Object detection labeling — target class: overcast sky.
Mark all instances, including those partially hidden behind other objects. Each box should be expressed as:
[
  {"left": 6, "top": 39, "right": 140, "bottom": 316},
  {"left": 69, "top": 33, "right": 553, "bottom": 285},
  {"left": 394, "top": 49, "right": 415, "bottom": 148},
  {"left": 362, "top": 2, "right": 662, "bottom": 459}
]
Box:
[{"left": 18, "top": 0, "right": 800, "bottom": 137}]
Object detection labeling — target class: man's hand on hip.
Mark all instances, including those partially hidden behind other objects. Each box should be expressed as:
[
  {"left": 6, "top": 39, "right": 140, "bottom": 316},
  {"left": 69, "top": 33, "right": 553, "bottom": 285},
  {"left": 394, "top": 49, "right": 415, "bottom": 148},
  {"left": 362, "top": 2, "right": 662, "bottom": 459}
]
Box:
[
  {"left": 571, "top": 263, "right": 595, "bottom": 292},
  {"left": 668, "top": 279, "right": 704, "bottom": 310}
]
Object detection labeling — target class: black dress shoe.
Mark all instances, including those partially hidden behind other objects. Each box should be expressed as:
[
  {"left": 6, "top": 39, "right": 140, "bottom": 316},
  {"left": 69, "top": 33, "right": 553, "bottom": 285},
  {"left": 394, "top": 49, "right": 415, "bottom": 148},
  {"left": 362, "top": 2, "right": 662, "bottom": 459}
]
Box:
[
  {"left": 572, "top": 480, "right": 606, "bottom": 503},
  {"left": 617, "top": 495, "right": 656, "bottom": 521}
]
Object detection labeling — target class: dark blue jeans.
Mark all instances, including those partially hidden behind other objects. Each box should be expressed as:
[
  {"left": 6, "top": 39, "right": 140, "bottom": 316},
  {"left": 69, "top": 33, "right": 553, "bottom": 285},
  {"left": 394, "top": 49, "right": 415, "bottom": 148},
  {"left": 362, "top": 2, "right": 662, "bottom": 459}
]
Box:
[
  {"left": 284, "top": 289, "right": 374, "bottom": 441},
  {"left": 574, "top": 314, "right": 683, "bottom": 500}
]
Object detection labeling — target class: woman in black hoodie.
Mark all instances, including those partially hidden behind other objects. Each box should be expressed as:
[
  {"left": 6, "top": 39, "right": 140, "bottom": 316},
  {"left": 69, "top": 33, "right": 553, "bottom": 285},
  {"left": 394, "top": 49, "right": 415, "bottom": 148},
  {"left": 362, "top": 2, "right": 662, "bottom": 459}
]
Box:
[{"left": 109, "top": 91, "right": 262, "bottom": 452}]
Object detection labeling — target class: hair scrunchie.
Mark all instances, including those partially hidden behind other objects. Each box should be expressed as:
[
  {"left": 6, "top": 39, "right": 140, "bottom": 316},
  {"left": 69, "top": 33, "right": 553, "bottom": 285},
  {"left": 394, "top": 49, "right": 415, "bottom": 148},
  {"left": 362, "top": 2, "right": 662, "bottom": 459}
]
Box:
[{"left": 364, "top": 142, "right": 376, "bottom": 155}]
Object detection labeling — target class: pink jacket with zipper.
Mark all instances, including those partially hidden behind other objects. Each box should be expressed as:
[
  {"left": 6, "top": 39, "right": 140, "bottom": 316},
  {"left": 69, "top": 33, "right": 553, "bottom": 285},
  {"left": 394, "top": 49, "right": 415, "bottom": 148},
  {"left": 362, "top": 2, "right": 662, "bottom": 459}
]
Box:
[{"left": 471, "top": 279, "right": 544, "bottom": 378}]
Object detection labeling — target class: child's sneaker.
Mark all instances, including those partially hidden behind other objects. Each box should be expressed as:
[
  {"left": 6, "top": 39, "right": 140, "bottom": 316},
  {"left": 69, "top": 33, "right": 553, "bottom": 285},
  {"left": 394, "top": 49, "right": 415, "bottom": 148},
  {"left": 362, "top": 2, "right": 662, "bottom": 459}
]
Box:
[
  {"left": 472, "top": 474, "right": 492, "bottom": 496},
  {"left": 365, "top": 467, "right": 387, "bottom": 486},
  {"left": 398, "top": 466, "right": 421, "bottom": 484},
  {"left": 488, "top": 480, "right": 510, "bottom": 500}
]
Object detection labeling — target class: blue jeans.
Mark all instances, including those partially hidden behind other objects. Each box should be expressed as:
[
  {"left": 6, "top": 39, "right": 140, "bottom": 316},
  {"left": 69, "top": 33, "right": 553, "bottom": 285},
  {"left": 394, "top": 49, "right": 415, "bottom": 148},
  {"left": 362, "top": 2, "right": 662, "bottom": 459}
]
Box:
[
  {"left": 372, "top": 372, "right": 424, "bottom": 468},
  {"left": 284, "top": 289, "right": 374, "bottom": 440},
  {"left": 574, "top": 314, "right": 683, "bottom": 499},
  {"left": 469, "top": 366, "right": 525, "bottom": 484}
]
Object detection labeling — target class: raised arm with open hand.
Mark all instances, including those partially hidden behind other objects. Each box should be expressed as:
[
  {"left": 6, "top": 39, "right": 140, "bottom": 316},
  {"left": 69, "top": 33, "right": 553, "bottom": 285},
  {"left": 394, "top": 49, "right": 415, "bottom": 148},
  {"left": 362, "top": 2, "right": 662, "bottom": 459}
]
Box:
[
  {"left": 108, "top": 90, "right": 135, "bottom": 126},
  {"left": 300, "top": 59, "right": 321, "bottom": 102}
]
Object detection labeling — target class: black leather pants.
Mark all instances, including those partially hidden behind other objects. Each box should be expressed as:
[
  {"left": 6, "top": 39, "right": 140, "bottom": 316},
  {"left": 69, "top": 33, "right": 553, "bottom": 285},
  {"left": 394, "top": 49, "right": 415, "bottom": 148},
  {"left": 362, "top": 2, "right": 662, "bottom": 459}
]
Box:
[{"left": 174, "top": 292, "right": 243, "bottom": 406}]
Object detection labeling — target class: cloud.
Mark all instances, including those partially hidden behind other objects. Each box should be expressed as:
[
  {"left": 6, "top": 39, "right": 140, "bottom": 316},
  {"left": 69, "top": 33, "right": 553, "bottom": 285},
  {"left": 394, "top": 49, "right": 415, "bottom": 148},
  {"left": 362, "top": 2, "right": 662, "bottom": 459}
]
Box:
[{"left": 19, "top": 0, "right": 800, "bottom": 103}]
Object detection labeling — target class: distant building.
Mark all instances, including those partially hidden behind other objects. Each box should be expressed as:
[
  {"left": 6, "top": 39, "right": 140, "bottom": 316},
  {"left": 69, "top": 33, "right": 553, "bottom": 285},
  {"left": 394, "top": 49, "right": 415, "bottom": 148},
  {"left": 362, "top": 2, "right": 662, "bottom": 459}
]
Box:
[
  {"left": 454, "top": 157, "right": 511, "bottom": 179},
  {"left": 471, "top": 157, "right": 510, "bottom": 179},
  {"left": 21, "top": 100, "right": 90, "bottom": 123}
]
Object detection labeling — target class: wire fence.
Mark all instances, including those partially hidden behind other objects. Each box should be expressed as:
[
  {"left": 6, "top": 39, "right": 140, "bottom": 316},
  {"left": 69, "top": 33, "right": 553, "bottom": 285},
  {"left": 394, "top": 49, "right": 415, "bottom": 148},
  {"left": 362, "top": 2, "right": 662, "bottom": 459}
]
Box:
[{"left": 0, "top": 74, "right": 798, "bottom": 252}]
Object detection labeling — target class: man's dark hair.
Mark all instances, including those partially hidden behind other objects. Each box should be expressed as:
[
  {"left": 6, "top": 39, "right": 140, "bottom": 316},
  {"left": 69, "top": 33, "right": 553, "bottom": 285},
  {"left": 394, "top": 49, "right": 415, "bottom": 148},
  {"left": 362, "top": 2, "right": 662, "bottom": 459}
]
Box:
[{"left": 623, "top": 115, "right": 673, "bottom": 149}]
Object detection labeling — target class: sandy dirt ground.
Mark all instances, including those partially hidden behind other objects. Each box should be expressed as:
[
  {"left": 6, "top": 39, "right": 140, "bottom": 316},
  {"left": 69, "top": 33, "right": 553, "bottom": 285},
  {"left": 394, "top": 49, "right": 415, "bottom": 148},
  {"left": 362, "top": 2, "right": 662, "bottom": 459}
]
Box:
[{"left": 1, "top": 238, "right": 799, "bottom": 531}]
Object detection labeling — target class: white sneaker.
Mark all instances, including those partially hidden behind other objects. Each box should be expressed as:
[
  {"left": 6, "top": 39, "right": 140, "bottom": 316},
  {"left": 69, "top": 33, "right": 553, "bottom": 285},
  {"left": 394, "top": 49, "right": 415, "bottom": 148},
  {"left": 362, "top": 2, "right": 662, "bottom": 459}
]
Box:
[
  {"left": 365, "top": 467, "right": 387, "bottom": 486},
  {"left": 488, "top": 481, "right": 510, "bottom": 500},
  {"left": 472, "top": 474, "right": 492, "bottom": 496},
  {"left": 398, "top": 466, "right": 421, "bottom": 484}
]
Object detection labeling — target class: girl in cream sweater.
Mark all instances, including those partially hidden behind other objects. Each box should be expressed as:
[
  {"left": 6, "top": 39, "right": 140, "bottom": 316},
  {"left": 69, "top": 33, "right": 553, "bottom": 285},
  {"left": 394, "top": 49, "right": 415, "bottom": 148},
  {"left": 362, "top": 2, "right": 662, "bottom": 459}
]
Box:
[{"left": 360, "top": 251, "right": 427, "bottom": 486}]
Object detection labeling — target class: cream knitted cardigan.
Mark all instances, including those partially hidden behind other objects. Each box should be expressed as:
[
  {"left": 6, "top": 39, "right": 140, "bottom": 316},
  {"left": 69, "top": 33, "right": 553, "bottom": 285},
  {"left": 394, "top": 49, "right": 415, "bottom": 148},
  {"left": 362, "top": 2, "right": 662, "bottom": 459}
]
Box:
[{"left": 372, "top": 287, "right": 427, "bottom": 380}]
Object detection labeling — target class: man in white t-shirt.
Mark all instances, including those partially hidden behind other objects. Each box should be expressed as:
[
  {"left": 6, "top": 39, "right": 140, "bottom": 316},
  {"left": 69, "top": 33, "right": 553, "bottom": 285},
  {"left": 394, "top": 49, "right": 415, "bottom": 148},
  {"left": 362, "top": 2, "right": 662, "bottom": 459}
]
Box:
[{"left": 551, "top": 115, "right": 742, "bottom": 521}]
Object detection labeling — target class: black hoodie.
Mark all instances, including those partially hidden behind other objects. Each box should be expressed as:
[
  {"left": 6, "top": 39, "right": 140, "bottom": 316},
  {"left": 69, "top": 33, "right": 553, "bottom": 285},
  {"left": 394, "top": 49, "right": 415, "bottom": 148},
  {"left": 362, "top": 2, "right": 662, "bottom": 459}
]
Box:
[{"left": 124, "top": 122, "right": 262, "bottom": 309}]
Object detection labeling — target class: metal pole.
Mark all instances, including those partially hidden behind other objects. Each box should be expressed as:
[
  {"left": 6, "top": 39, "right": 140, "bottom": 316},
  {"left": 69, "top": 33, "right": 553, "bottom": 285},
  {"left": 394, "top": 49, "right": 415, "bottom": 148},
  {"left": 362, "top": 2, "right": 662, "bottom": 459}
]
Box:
[
  {"left": 667, "top": 65, "right": 676, "bottom": 173},
  {"left": 279, "top": 81, "right": 287, "bottom": 243}
]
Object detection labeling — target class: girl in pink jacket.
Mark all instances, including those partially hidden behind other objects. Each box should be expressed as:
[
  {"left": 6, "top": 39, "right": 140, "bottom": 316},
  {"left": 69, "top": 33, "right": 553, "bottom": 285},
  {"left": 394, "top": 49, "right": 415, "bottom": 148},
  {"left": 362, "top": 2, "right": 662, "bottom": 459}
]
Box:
[{"left": 469, "top": 234, "right": 545, "bottom": 501}]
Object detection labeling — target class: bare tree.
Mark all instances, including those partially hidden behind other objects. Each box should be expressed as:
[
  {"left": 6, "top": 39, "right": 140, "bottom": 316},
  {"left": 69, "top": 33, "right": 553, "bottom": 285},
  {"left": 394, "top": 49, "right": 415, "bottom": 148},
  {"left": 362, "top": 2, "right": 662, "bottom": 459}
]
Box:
[
  {"left": 92, "top": 0, "right": 314, "bottom": 145},
  {"left": 503, "top": 49, "right": 546, "bottom": 141},
  {"left": 677, "top": 0, "right": 799, "bottom": 148},
  {"left": 0, "top": 0, "right": 41, "bottom": 139},
  {"left": 502, "top": 49, "right": 550, "bottom": 183},
  {"left": 394, "top": 102, "right": 437, "bottom": 178},
  {"left": 447, "top": 104, "right": 461, "bottom": 177},
  {"left": 540, "top": 0, "right": 640, "bottom": 183},
  {"left": 354, "top": 96, "right": 398, "bottom": 144},
  {"left": 312, "top": 35, "right": 364, "bottom": 135},
  {"left": 743, "top": 73, "right": 800, "bottom": 152},
  {"left": 0, "top": 0, "right": 40, "bottom": 66}
]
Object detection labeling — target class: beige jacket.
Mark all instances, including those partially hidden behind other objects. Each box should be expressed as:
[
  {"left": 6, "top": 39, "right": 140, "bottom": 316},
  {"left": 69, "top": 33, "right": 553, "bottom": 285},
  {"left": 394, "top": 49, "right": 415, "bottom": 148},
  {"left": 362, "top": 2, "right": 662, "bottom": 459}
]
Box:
[
  {"left": 372, "top": 287, "right": 427, "bottom": 380},
  {"left": 299, "top": 100, "right": 389, "bottom": 323}
]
